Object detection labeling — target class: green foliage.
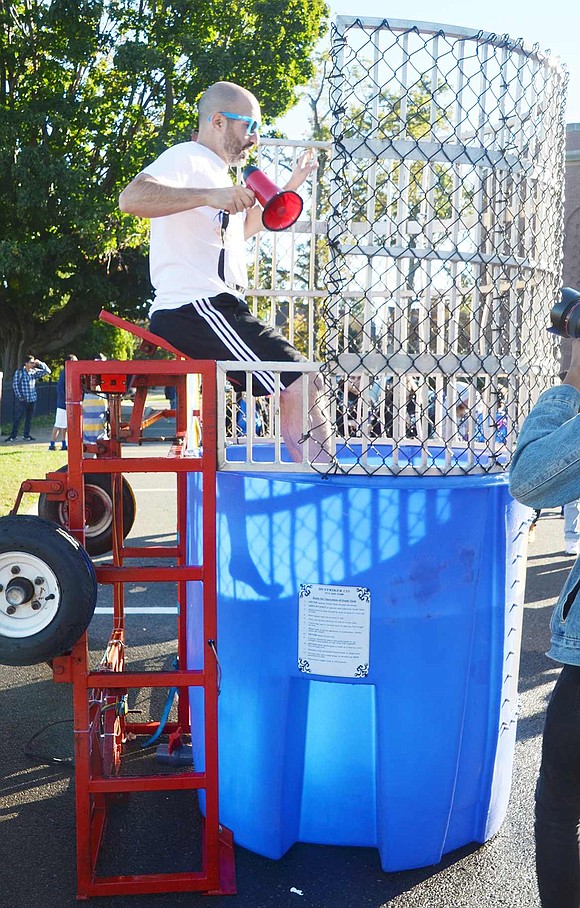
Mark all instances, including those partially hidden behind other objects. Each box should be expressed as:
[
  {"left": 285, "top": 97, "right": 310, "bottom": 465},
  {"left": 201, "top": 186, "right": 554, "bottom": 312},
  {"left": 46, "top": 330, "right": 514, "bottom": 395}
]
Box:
[
  {"left": 71, "top": 320, "right": 140, "bottom": 362},
  {"left": 0, "top": 0, "right": 328, "bottom": 378}
]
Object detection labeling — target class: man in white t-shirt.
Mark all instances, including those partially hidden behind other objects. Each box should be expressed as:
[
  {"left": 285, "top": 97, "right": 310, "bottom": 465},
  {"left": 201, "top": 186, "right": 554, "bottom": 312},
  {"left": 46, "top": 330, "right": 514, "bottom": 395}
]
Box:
[{"left": 119, "top": 80, "right": 330, "bottom": 463}]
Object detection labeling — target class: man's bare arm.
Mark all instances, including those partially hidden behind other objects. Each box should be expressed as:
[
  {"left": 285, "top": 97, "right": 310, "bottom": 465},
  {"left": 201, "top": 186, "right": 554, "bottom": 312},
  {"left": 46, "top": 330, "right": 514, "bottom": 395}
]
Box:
[
  {"left": 244, "top": 204, "right": 265, "bottom": 239},
  {"left": 119, "top": 173, "right": 256, "bottom": 218}
]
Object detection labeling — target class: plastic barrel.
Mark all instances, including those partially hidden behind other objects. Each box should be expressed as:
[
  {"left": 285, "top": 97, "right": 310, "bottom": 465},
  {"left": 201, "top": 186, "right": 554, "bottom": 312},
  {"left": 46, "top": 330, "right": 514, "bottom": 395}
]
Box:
[{"left": 187, "top": 448, "right": 529, "bottom": 871}]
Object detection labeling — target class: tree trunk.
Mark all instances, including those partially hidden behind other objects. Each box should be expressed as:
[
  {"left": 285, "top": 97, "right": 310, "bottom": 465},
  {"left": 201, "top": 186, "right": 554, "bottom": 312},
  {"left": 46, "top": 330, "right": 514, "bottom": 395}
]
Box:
[
  {"left": 0, "top": 314, "right": 32, "bottom": 382},
  {"left": 0, "top": 299, "right": 98, "bottom": 381}
]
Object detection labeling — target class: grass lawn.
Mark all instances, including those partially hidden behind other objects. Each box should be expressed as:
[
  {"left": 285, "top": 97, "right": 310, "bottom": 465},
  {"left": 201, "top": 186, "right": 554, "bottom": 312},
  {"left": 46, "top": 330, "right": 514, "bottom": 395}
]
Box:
[
  {"left": 0, "top": 445, "right": 68, "bottom": 516},
  {"left": 0, "top": 418, "right": 68, "bottom": 516}
]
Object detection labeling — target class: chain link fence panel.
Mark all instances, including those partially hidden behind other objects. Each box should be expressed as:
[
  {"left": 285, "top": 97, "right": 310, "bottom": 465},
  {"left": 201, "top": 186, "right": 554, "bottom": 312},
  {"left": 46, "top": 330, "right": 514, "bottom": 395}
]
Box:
[{"left": 317, "top": 16, "right": 567, "bottom": 475}]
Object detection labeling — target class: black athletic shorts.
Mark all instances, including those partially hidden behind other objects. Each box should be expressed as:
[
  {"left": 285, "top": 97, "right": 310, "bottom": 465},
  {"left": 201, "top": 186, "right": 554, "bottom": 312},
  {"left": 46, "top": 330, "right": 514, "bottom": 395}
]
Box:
[{"left": 150, "top": 294, "right": 306, "bottom": 396}]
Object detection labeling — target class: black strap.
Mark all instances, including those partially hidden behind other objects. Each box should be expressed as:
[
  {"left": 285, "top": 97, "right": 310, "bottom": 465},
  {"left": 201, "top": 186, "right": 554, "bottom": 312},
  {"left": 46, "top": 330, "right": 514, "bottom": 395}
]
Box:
[{"left": 217, "top": 211, "right": 229, "bottom": 282}]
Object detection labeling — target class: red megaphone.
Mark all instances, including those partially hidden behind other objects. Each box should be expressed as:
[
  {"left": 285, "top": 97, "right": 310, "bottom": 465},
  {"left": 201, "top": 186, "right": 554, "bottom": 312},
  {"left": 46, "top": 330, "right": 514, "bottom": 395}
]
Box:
[{"left": 242, "top": 165, "right": 303, "bottom": 231}]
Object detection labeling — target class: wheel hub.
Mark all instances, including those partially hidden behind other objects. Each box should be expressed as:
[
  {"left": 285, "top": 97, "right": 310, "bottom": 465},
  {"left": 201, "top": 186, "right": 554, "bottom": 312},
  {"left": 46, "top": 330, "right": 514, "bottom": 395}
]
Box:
[
  {"left": 5, "top": 576, "right": 35, "bottom": 607},
  {"left": 0, "top": 552, "right": 60, "bottom": 638}
]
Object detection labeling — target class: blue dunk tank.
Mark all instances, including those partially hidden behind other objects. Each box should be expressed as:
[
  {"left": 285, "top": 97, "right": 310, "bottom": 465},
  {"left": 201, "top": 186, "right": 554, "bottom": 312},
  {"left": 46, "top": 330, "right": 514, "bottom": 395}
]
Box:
[
  {"left": 188, "top": 14, "right": 565, "bottom": 872},
  {"left": 186, "top": 452, "right": 529, "bottom": 871}
]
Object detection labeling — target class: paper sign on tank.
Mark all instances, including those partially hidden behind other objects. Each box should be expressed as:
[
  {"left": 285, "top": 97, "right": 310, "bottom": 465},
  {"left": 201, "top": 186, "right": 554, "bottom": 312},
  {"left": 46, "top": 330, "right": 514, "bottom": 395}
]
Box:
[{"left": 297, "top": 583, "right": 370, "bottom": 679}]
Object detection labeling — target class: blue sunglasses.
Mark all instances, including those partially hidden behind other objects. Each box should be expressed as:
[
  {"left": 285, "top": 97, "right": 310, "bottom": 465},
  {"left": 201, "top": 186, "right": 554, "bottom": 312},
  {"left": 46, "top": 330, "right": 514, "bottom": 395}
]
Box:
[{"left": 212, "top": 111, "right": 261, "bottom": 135}]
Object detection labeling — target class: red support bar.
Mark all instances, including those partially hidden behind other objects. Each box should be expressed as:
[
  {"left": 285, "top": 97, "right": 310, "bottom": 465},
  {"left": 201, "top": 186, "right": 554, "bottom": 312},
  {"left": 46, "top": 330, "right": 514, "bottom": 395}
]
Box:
[
  {"left": 88, "top": 774, "right": 207, "bottom": 794},
  {"left": 86, "top": 670, "right": 205, "bottom": 688},
  {"left": 99, "top": 309, "right": 192, "bottom": 360},
  {"left": 116, "top": 546, "right": 180, "bottom": 558},
  {"left": 80, "top": 871, "right": 219, "bottom": 898},
  {"left": 126, "top": 720, "right": 180, "bottom": 735},
  {"left": 96, "top": 566, "right": 203, "bottom": 583},
  {"left": 78, "top": 458, "right": 203, "bottom": 473},
  {"left": 10, "top": 476, "right": 66, "bottom": 514}
]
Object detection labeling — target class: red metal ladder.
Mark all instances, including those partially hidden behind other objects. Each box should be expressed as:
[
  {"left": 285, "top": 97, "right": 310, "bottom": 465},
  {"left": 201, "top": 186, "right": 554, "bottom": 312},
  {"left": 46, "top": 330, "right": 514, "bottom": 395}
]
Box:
[{"left": 48, "top": 330, "right": 235, "bottom": 897}]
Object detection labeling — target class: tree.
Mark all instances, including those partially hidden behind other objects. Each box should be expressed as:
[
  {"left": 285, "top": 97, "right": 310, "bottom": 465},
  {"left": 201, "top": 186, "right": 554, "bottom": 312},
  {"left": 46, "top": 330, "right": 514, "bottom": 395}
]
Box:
[{"left": 0, "top": 0, "right": 328, "bottom": 378}]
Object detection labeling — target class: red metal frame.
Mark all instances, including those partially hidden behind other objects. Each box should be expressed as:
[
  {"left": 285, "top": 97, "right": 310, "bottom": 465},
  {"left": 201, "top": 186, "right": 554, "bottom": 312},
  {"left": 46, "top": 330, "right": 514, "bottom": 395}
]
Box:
[
  {"left": 99, "top": 310, "right": 196, "bottom": 445},
  {"left": 16, "top": 316, "right": 235, "bottom": 898}
]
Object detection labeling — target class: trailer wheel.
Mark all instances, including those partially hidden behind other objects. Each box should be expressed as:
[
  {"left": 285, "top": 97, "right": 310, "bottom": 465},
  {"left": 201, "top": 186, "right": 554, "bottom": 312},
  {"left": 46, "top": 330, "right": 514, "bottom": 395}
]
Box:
[
  {"left": 38, "top": 468, "right": 136, "bottom": 556},
  {"left": 0, "top": 515, "right": 97, "bottom": 666}
]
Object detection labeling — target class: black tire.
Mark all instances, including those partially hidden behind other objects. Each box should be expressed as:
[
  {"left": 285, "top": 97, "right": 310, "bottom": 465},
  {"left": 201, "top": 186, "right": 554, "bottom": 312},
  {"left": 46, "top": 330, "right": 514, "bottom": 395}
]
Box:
[
  {"left": 0, "top": 515, "right": 98, "bottom": 666},
  {"left": 38, "top": 467, "right": 136, "bottom": 556}
]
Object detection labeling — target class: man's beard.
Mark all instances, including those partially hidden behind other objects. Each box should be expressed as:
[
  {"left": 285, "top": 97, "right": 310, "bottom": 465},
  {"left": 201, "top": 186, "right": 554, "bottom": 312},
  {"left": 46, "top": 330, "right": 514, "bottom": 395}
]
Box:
[{"left": 223, "top": 136, "right": 253, "bottom": 165}]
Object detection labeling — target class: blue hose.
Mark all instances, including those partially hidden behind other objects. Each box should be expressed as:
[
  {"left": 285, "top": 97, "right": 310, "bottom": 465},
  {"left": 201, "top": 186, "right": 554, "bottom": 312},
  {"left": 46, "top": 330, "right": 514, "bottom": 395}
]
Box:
[
  {"left": 140, "top": 686, "right": 177, "bottom": 749},
  {"left": 140, "top": 657, "right": 179, "bottom": 749}
]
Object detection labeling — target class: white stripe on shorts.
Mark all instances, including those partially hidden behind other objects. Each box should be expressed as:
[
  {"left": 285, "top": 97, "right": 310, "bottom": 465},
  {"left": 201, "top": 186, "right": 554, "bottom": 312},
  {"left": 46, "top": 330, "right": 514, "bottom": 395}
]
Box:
[{"left": 192, "top": 298, "right": 278, "bottom": 394}]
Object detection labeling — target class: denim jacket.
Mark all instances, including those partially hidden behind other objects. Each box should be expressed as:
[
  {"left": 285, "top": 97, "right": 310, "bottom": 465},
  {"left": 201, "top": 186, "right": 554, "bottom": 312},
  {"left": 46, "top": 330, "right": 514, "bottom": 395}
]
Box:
[{"left": 509, "top": 384, "right": 580, "bottom": 665}]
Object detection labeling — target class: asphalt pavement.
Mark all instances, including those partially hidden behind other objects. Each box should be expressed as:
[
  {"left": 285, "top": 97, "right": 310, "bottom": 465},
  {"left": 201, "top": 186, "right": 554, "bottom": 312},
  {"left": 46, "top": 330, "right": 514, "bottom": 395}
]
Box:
[{"left": 0, "top": 433, "right": 572, "bottom": 908}]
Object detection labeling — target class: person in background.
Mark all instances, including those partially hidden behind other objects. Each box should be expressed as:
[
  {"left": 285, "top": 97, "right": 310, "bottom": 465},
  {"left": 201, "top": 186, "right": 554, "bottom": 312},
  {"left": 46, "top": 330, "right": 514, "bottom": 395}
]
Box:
[
  {"left": 118, "top": 80, "right": 331, "bottom": 464},
  {"left": 4, "top": 355, "right": 51, "bottom": 442},
  {"left": 449, "top": 383, "right": 485, "bottom": 443},
  {"left": 82, "top": 354, "right": 109, "bottom": 444},
  {"left": 164, "top": 384, "right": 177, "bottom": 410},
  {"left": 49, "top": 354, "right": 78, "bottom": 451},
  {"left": 509, "top": 336, "right": 580, "bottom": 908}
]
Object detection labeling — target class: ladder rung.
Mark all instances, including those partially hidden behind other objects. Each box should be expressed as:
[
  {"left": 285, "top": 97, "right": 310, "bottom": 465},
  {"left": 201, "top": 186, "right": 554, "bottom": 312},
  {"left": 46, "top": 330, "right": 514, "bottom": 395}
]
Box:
[
  {"left": 86, "top": 670, "right": 205, "bottom": 688},
  {"left": 82, "top": 871, "right": 216, "bottom": 897},
  {"left": 89, "top": 773, "right": 207, "bottom": 794},
  {"left": 95, "top": 566, "right": 203, "bottom": 582}
]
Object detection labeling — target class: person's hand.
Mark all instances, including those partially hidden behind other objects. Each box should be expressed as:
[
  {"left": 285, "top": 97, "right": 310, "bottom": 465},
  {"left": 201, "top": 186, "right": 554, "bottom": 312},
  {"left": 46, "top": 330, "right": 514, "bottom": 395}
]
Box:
[
  {"left": 207, "top": 185, "right": 256, "bottom": 214},
  {"left": 284, "top": 149, "right": 318, "bottom": 192}
]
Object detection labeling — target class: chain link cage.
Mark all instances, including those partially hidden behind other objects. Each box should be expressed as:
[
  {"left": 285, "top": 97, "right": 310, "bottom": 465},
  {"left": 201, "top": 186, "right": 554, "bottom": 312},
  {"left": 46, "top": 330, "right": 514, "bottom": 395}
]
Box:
[
  {"left": 224, "top": 16, "right": 567, "bottom": 475},
  {"left": 319, "top": 16, "right": 567, "bottom": 475}
]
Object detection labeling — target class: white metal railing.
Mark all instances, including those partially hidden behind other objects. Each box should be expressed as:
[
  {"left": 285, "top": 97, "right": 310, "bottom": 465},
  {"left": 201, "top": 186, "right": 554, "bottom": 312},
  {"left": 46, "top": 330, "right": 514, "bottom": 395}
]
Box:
[{"left": 216, "top": 360, "right": 510, "bottom": 476}]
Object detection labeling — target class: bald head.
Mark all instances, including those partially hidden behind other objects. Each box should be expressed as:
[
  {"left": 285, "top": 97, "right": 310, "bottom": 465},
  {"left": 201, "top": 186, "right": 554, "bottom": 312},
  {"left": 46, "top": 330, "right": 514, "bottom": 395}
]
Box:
[
  {"left": 198, "top": 82, "right": 260, "bottom": 127},
  {"left": 197, "top": 81, "right": 261, "bottom": 165}
]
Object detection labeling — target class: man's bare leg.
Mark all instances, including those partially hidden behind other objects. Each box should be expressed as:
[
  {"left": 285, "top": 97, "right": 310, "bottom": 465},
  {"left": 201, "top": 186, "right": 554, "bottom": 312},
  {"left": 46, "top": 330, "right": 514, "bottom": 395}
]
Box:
[{"left": 280, "top": 373, "right": 333, "bottom": 464}]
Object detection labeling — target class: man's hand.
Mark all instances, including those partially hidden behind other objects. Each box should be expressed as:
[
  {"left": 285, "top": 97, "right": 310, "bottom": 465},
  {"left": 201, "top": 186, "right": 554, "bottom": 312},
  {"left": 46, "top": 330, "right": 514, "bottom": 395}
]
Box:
[
  {"left": 244, "top": 149, "right": 318, "bottom": 239},
  {"left": 284, "top": 149, "right": 318, "bottom": 192},
  {"left": 210, "top": 185, "right": 256, "bottom": 214}
]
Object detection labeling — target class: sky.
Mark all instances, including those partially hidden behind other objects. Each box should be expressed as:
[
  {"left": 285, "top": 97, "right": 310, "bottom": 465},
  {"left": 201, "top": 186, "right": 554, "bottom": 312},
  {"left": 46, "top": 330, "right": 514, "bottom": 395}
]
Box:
[{"left": 278, "top": 0, "right": 580, "bottom": 135}]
